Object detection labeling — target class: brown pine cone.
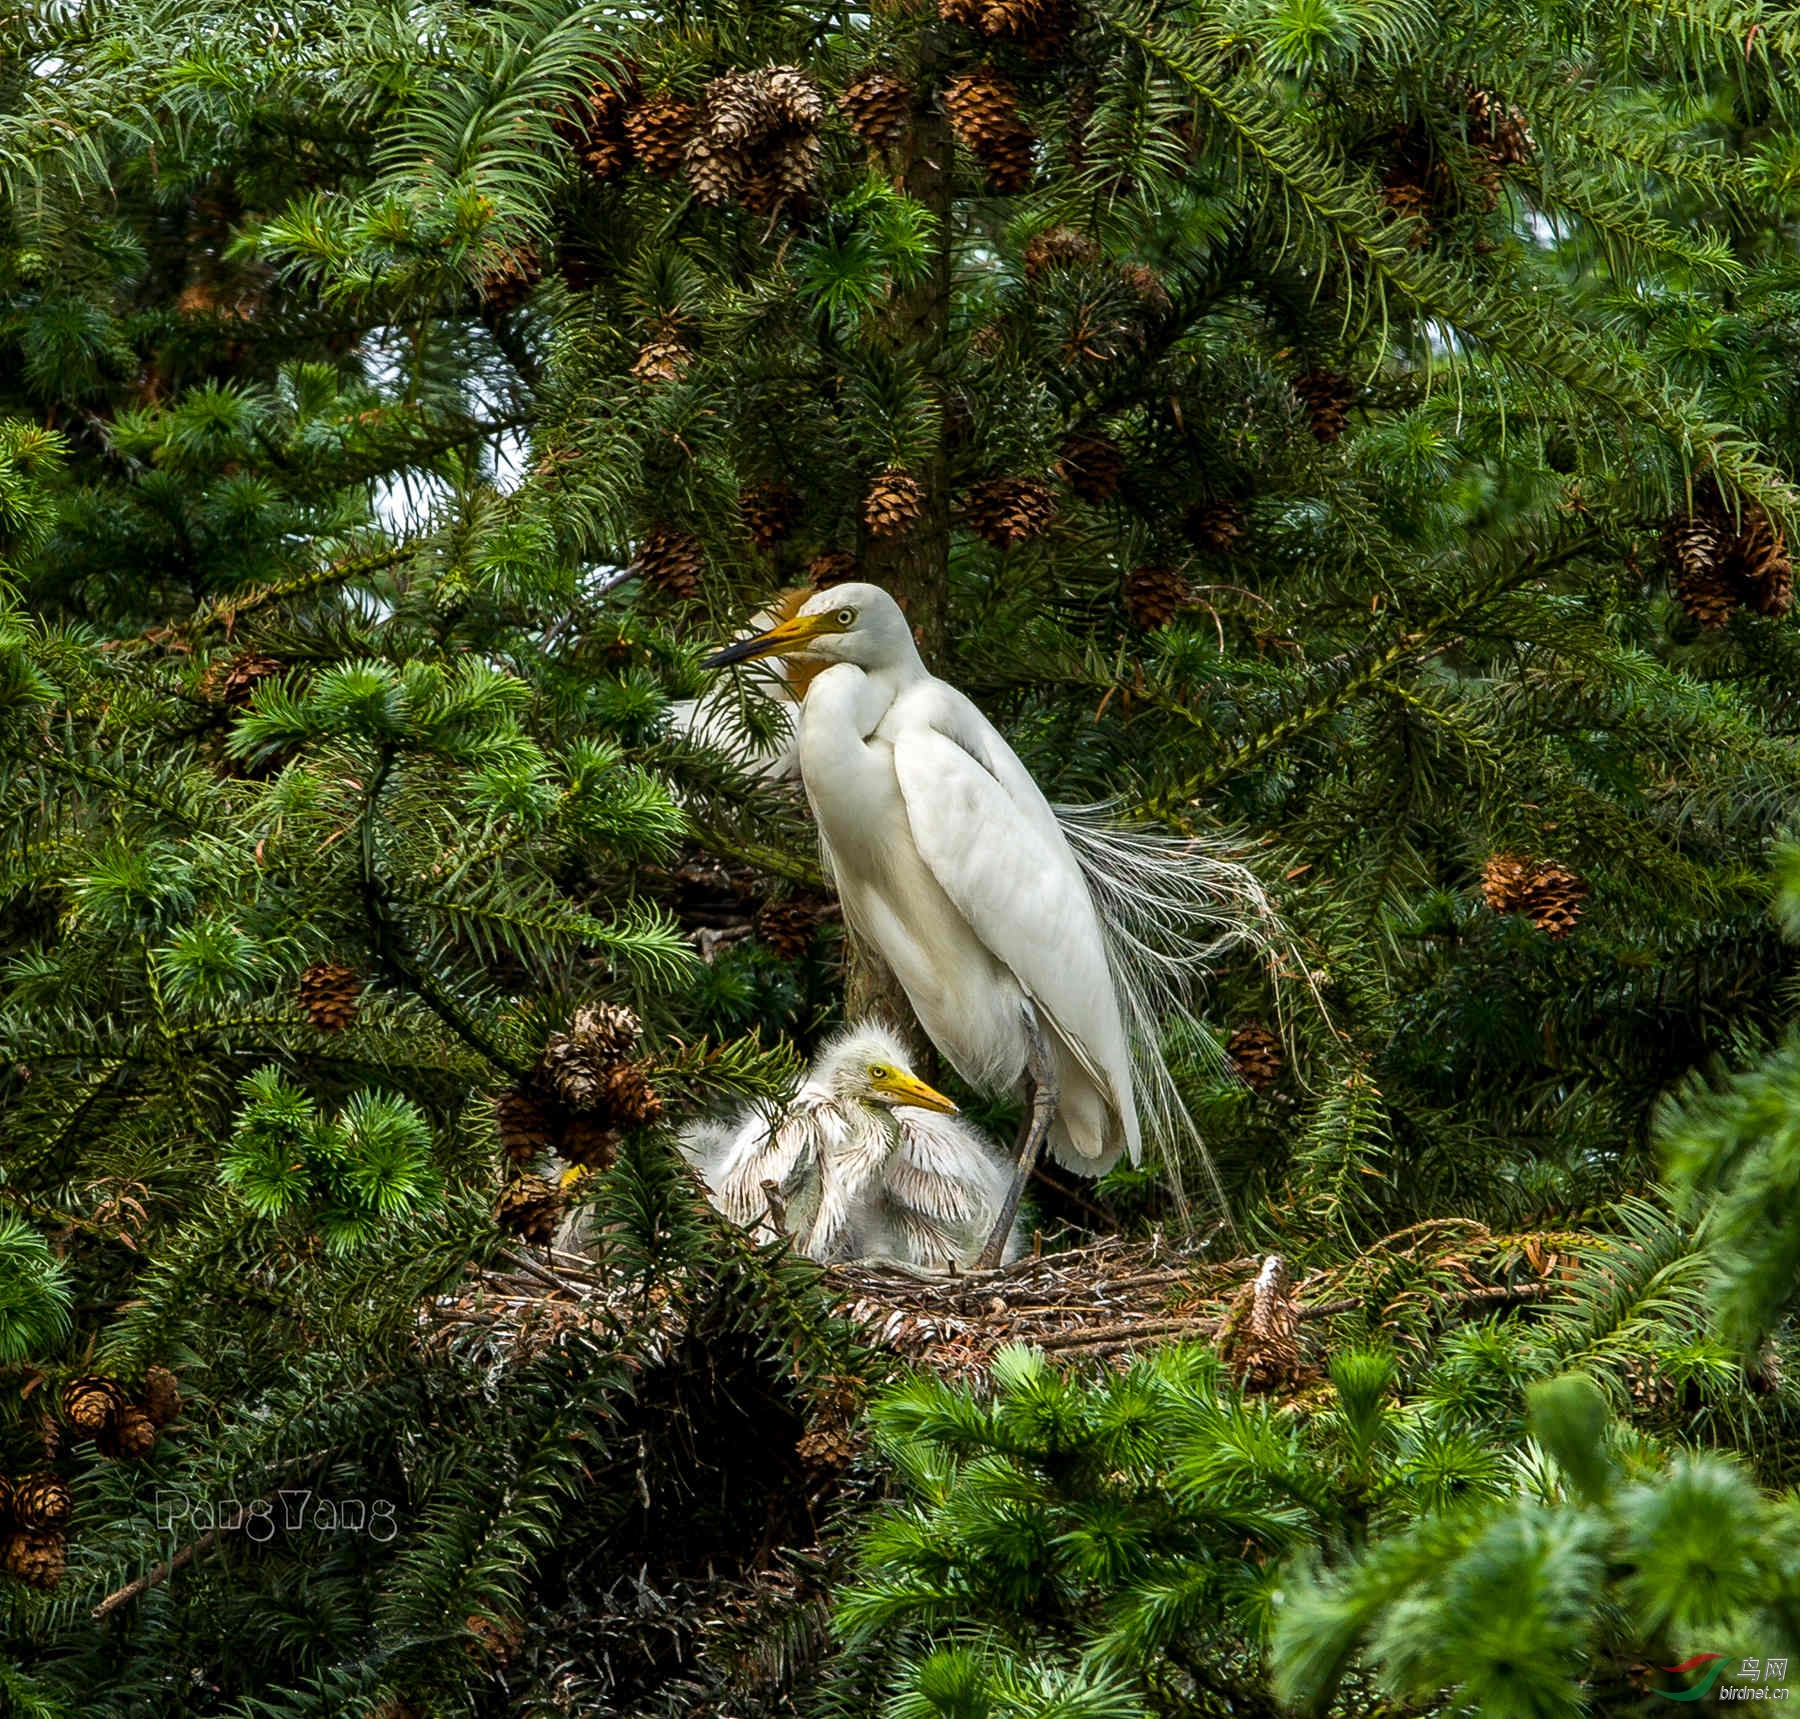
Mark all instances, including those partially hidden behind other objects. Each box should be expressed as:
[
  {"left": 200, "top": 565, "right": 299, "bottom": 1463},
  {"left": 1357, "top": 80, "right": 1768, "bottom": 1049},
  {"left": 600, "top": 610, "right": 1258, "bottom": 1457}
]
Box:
[
  {"left": 599, "top": 1060, "right": 663, "bottom": 1128},
  {"left": 981, "top": 0, "right": 1071, "bottom": 51},
  {"left": 684, "top": 133, "right": 739, "bottom": 205},
  {"left": 795, "top": 1417, "right": 859, "bottom": 1472},
  {"left": 1664, "top": 511, "right": 1734, "bottom": 629},
  {"left": 962, "top": 477, "right": 1056, "bottom": 548},
  {"left": 494, "top": 1085, "right": 558, "bottom": 1164},
  {"left": 938, "top": 0, "right": 985, "bottom": 24},
  {"left": 1481, "top": 854, "right": 1587, "bottom": 939},
  {"left": 1184, "top": 500, "right": 1243, "bottom": 554},
  {"left": 1, "top": 1530, "right": 66, "bottom": 1591},
  {"left": 465, "top": 1613, "right": 526, "bottom": 1663},
  {"left": 1479, "top": 852, "right": 1533, "bottom": 914},
  {"left": 864, "top": 470, "right": 926, "bottom": 537},
  {"left": 1519, "top": 861, "right": 1587, "bottom": 941},
  {"left": 741, "top": 481, "right": 800, "bottom": 551},
  {"left": 298, "top": 963, "right": 362, "bottom": 1032},
  {"left": 1118, "top": 261, "right": 1170, "bottom": 311},
  {"left": 1467, "top": 88, "right": 1533, "bottom": 169},
  {"left": 558, "top": 1115, "right": 619, "bottom": 1171},
  {"left": 97, "top": 1406, "right": 158, "bottom": 1461},
  {"left": 1057, "top": 433, "right": 1125, "bottom": 504},
  {"left": 12, "top": 1473, "right": 72, "bottom": 1533},
  {"left": 1023, "top": 226, "right": 1101, "bottom": 280},
  {"left": 1226, "top": 1024, "right": 1282, "bottom": 1092},
  {"left": 1293, "top": 369, "right": 1354, "bottom": 442},
  {"left": 1121, "top": 564, "right": 1191, "bottom": 630},
  {"left": 477, "top": 244, "right": 541, "bottom": 313},
  {"left": 985, "top": 136, "right": 1037, "bottom": 193},
  {"left": 624, "top": 95, "right": 697, "bottom": 176},
  {"left": 495, "top": 1174, "right": 564, "bottom": 1246},
  {"left": 809, "top": 550, "right": 859, "bottom": 589},
  {"left": 631, "top": 316, "right": 692, "bottom": 384},
  {"left": 539, "top": 1004, "right": 644, "bottom": 1109},
  {"left": 764, "top": 66, "right": 826, "bottom": 133},
  {"left": 757, "top": 897, "right": 821, "bottom": 959},
  {"left": 632, "top": 525, "right": 705, "bottom": 600},
  {"left": 1380, "top": 168, "right": 1432, "bottom": 242},
  {"left": 204, "top": 650, "right": 282, "bottom": 706},
  {"left": 1223, "top": 1254, "right": 1301, "bottom": 1390},
  {"left": 559, "top": 81, "right": 634, "bottom": 181},
  {"left": 840, "top": 70, "right": 913, "bottom": 146},
  {"left": 1728, "top": 505, "right": 1794, "bottom": 618},
  {"left": 943, "top": 70, "right": 1036, "bottom": 193},
  {"left": 142, "top": 1365, "right": 182, "bottom": 1428},
  {"left": 62, "top": 1375, "right": 128, "bottom": 1438}
]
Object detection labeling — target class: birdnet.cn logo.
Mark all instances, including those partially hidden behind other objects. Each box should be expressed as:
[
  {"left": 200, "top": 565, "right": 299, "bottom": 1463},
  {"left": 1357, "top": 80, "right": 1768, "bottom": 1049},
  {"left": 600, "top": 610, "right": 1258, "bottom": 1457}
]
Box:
[{"left": 1655, "top": 1655, "right": 1792, "bottom": 1702}]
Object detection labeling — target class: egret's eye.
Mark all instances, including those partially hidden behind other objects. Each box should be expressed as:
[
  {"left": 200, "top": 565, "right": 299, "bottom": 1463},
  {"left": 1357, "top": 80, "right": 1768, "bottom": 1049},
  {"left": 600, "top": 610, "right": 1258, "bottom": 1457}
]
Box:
[
  {"left": 868, "top": 1065, "right": 891, "bottom": 1081},
  {"left": 835, "top": 607, "right": 856, "bottom": 627}
]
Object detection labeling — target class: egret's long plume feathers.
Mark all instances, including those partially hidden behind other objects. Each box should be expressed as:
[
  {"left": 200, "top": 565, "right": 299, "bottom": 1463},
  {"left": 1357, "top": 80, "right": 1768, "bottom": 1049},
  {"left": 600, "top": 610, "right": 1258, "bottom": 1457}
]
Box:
[{"left": 1055, "top": 805, "right": 1283, "bottom": 1223}]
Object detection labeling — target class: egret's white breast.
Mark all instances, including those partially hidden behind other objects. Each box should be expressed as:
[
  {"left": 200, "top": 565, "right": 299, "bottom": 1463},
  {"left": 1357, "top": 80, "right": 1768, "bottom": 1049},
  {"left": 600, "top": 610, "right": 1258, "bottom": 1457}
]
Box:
[{"left": 798, "top": 666, "right": 1029, "bottom": 1093}]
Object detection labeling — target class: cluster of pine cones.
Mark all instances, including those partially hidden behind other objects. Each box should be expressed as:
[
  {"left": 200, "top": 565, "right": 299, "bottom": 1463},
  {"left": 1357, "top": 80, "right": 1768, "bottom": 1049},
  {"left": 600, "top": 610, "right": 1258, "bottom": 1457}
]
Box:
[
  {"left": 1, "top": 1369, "right": 181, "bottom": 1592},
  {"left": 61, "top": 1367, "right": 181, "bottom": 1461},
  {"left": 1, "top": 1471, "right": 73, "bottom": 1591},
  {"left": 688, "top": 68, "right": 826, "bottom": 214},
  {"left": 1379, "top": 88, "right": 1533, "bottom": 240},
  {"left": 1663, "top": 495, "right": 1793, "bottom": 629},
  {"left": 493, "top": 1004, "right": 662, "bottom": 1241},
  {"left": 1480, "top": 853, "right": 1588, "bottom": 940},
  {"left": 560, "top": 69, "right": 826, "bottom": 214}
]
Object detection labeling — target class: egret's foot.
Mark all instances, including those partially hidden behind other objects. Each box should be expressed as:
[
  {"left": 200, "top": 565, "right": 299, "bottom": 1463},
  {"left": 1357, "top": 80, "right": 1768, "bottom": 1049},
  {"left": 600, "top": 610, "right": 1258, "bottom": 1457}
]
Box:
[{"left": 976, "top": 1011, "right": 1058, "bottom": 1270}]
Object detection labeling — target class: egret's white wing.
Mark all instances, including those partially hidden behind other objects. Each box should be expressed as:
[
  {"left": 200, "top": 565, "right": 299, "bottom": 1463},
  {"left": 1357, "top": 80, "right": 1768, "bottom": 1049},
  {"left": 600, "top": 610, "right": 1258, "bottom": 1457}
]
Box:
[
  {"left": 877, "top": 1110, "right": 1022, "bottom": 1268},
  {"left": 890, "top": 718, "right": 1140, "bottom": 1164},
  {"left": 665, "top": 688, "right": 799, "bottom": 780},
  {"left": 697, "top": 1098, "right": 827, "bottom": 1239}
]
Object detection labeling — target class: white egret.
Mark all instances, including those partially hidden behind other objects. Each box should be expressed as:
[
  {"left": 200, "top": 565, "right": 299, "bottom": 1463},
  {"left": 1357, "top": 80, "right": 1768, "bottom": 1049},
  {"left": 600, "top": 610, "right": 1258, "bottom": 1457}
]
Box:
[
  {"left": 704, "top": 583, "right": 1273, "bottom": 1266},
  {"left": 679, "top": 1023, "right": 1025, "bottom": 1269}
]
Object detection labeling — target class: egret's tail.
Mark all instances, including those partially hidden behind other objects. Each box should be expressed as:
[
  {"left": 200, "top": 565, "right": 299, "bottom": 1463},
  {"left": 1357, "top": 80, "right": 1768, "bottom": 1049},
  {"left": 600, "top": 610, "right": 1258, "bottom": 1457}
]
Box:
[{"left": 1055, "top": 806, "right": 1282, "bottom": 1221}]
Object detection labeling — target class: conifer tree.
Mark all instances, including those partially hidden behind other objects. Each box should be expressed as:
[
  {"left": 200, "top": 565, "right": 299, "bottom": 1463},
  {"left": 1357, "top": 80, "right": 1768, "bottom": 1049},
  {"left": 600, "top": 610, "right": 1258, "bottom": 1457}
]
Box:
[{"left": 2, "top": 0, "right": 1800, "bottom": 1714}]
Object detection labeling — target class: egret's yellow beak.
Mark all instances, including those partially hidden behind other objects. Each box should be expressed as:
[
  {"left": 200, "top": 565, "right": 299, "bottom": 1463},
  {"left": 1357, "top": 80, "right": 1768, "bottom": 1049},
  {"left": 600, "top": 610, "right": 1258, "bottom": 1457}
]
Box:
[
  {"left": 702, "top": 611, "right": 840, "bottom": 668},
  {"left": 872, "top": 1069, "right": 960, "bottom": 1115}
]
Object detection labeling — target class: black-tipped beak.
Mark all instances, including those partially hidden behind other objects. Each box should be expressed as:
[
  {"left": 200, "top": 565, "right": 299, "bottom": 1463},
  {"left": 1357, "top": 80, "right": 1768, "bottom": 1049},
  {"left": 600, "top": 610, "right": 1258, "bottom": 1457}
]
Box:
[
  {"left": 700, "top": 610, "right": 832, "bottom": 670},
  {"left": 701, "top": 632, "right": 780, "bottom": 669}
]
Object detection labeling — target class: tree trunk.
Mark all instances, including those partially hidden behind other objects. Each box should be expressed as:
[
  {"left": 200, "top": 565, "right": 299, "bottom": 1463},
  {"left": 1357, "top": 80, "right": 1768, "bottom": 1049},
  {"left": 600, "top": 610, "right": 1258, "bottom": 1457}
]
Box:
[
  {"left": 844, "top": 45, "right": 955, "bottom": 1061},
  {"left": 857, "top": 45, "right": 954, "bottom": 670}
]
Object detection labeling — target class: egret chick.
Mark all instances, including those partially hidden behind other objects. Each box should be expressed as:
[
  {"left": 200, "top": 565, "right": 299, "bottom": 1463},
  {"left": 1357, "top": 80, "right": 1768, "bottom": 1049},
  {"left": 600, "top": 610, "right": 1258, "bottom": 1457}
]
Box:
[
  {"left": 704, "top": 583, "right": 1275, "bottom": 1266},
  {"left": 680, "top": 1024, "right": 1024, "bottom": 1269}
]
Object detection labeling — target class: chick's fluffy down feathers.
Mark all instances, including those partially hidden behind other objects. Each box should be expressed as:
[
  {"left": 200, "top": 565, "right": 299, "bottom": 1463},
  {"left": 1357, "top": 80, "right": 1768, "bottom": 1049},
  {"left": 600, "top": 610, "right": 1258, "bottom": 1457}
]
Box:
[{"left": 678, "top": 1024, "right": 1024, "bottom": 1269}]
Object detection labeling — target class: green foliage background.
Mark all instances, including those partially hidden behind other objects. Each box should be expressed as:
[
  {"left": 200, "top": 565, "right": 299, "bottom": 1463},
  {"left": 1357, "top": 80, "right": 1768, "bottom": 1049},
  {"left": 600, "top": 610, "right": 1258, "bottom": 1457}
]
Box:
[{"left": 3, "top": 0, "right": 1800, "bottom": 1713}]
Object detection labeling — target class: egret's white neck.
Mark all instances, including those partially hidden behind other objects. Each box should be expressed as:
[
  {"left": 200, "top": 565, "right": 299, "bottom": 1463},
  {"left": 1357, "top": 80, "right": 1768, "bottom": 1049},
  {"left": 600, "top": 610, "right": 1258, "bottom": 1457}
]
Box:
[{"left": 799, "top": 655, "right": 917, "bottom": 742}]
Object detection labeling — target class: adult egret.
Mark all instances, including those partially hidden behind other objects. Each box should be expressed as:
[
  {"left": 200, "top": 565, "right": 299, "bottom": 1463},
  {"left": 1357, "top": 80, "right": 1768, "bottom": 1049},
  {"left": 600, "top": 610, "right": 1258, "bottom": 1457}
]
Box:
[
  {"left": 704, "top": 583, "right": 1272, "bottom": 1267},
  {"left": 680, "top": 1023, "right": 1024, "bottom": 1268}
]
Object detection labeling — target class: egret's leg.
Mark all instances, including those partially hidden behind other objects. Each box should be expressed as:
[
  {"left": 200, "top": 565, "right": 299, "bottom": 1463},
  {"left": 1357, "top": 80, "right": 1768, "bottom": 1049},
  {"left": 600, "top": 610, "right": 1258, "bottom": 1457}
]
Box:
[{"left": 976, "top": 1009, "right": 1058, "bottom": 1270}]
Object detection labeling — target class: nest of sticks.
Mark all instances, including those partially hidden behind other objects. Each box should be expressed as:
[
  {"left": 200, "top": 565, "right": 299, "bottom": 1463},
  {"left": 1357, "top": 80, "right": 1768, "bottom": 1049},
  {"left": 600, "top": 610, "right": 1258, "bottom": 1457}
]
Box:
[
  {"left": 824, "top": 1234, "right": 1334, "bottom": 1382},
  {"left": 421, "top": 1217, "right": 1571, "bottom": 1395}
]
